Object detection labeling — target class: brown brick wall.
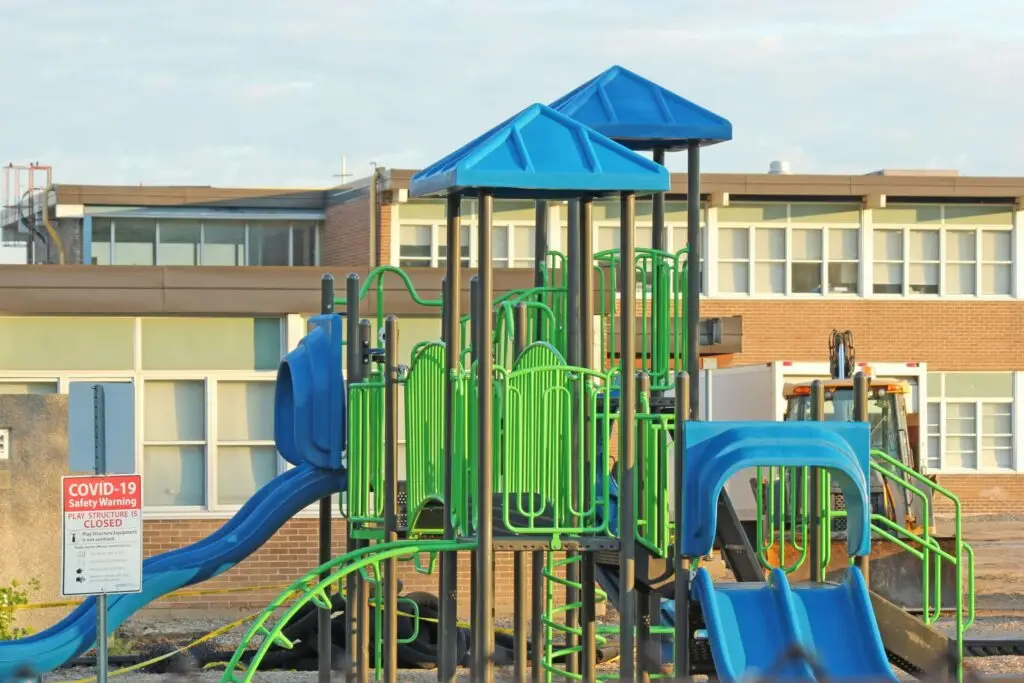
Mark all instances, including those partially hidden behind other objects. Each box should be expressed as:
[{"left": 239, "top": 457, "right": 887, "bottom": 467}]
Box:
[
  {"left": 143, "top": 519, "right": 564, "bottom": 615},
  {"left": 699, "top": 299, "right": 1024, "bottom": 371},
  {"left": 323, "top": 195, "right": 372, "bottom": 267},
  {"left": 932, "top": 474, "right": 1024, "bottom": 515},
  {"left": 377, "top": 192, "right": 393, "bottom": 266}
]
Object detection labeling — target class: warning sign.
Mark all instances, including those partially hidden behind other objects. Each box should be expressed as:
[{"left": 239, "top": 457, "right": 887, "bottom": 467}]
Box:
[{"left": 61, "top": 474, "right": 143, "bottom": 596}]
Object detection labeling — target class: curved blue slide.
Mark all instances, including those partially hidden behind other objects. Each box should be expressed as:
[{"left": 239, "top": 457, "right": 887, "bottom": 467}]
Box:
[
  {"left": 693, "top": 566, "right": 896, "bottom": 682},
  {"left": 0, "top": 464, "right": 343, "bottom": 678}
]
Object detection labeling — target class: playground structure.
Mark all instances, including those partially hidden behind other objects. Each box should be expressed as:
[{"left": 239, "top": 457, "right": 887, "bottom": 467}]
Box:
[{"left": 0, "top": 66, "right": 979, "bottom": 683}]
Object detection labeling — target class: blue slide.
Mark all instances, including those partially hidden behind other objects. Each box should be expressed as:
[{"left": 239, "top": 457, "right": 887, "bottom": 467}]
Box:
[
  {"left": 0, "top": 464, "right": 343, "bottom": 678},
  {"left": 693, "top": 566, "right": 896, "bottom": 682}
]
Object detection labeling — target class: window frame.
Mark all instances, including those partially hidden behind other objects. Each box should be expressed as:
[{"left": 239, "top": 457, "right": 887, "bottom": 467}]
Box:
[
  {"left": 395, "top": 220, "right": 536, "bottom": 269},
  {"left": 91, "top": 217, "right": 322, "bottom": 267},
  {"left": 715, "top": 221, "right": 863, "bottom": 297},
  {"left": 925, "top": 372, "right": 1017, "bottom": 473}
]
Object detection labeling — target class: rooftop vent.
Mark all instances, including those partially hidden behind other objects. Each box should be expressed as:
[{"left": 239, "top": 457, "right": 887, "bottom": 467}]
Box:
[
  {"left": 865, "top": 169, "right": 960, "bottom": 177},
  {"left": 768, "top": 160, "right": 792, "bottom": 175}
]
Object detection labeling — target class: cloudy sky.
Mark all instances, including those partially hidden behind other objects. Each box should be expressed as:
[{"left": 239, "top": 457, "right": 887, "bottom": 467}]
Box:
[{"left": 2, "top": 0, "right": 1022, "bottom": 187}]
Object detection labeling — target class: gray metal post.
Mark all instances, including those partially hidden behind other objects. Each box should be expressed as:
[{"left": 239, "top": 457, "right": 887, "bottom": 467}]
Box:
[
  {"left": 344, "top": 274, "right": 362, "bottom": 683},
  {"left": 439, "top": 193, "right": 461, "bottom": 683},
  {"left": 534, "top": 200, "right": 549, "bottom": 339},
  {"left": 512, "top": 302, "right": 529, "bottom": 683},
  {"left": 652, "top": 149, "right": 666, "bottom": 251},
  {"left": 564, "top": 198, "right": 581, "bottom": 677},
  {"left": 475, "top": 190, "right": 496, "bottom": 683},
  {"left": 618, "top": 191, "right": 637, "bottom": 682},
  {"left": 354, "top": 320, "right": 372, "bottom": 683},
  {"left": 318, "top": 274, "right": 335, "bottom": 683},
  {"left": 469, "top": 276, "right": 481, "bottom": 679},
  {"left": 635, "top": 372, "right": 652, "bottom": 683},
  {"left": 853, "top": 372, "right": 871, "bottom": 582},
  {"left": 578, "top": 196, "right": 597, "bottom": 681},
  {"left": 673, "top": 372, "right": 691, "bottom": 680},
  {"left": 686, "top": 144, "right": 701, "bottom": 419},
  {"left": 809, "top": 379, "right": 825, "bottom": 583},
  {"left": 93, "top": 384, "right": 109, "bottom": 683},
  {"left": 383, "top": 316, "right": 400, "bottom": 683}
]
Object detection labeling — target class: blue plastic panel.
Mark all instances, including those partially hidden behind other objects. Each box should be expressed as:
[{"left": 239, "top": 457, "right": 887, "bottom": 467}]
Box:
[
  {"left": 550, "top": 65, "right": 733, "bottom": 151},
  {"left": 694, "top": 566, "right": 896, "bottom": 681},
  {"left": 274, "top": 313, "right": 345, "bottom": 471},
  {"left": 409, "top": 103, "right": 670, "bottom": 199},
  {"left": 680, "top": 421, "right": 871, "bottom": 558}
]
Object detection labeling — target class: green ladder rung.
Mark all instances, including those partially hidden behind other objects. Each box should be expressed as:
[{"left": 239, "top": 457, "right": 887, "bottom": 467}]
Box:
[{"left": 255, "top": 624, "right": 294, "bottom": 650}]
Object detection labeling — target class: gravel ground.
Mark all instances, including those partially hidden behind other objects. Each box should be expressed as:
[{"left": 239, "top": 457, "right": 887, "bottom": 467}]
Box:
[{"left": 33, "top": 516, "right": 1024, "bottom": 681}]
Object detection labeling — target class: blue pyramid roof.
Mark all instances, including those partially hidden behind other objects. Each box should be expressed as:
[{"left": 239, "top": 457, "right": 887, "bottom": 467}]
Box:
[
  {"left": 549, "top": 65, "right": 732, "bottom": 151},
  {"left": 409, "top": 103, "right": 670, "bottom": 199}
]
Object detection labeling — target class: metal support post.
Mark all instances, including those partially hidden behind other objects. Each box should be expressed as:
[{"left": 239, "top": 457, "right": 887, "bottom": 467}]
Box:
[
  {"left": 318, "top": 275, "right": 335, "bottom": 683},
  {"left": 809, "top": 379, "right": 825, "bottom": 583},
  {"left": 469, "top": 276, "right": 481, "bottom": 680},
  {"left": 93, "top": 384, "right": 109, "bottom": 683},
  {"left": 853, "top": 371, "right": 871, "bottom": 583},
  {"left": 355, "top": 319, "right": 372, "bottom": 683},
  {"left": 530, "top": 202, "right": 548, "bottom": 683},
  {"left": 344, "top": 274, "right": 362, "bottom": 683},
  {"left": 534, "top": 200, "right": 549, "bottom": 339},
  {"left": 512, "top": 303, "right": 529, "bottom": 683},
  {"left": 439, "top": 193, "right": 461, "bottom": 683},
  {"left": 564, "top": 198, "right": 581, "bottom": 678},
  {"left": 685, "top": 144, "right": 701, "bottom": 419},
  {"left": 618, "top": 191, "right": 637, "bottom": 682},
  {"left": 578, "top": 196, "right": 597, "bottom": 681},
  {"left": 635, "top": 372, "right": 652, "bottom": 683},
  {"left": 673, "top": 372, "right": 691, "bottom": 681},
  {"left": 475, "top": 188, "right": 496, "bottom": 683},
  {"left": 383, "top": 316, "right": 400, "bottom": 683}
]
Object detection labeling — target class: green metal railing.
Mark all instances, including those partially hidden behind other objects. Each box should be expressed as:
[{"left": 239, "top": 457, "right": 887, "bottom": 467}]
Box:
[
  {"left": 346, "top": 375, "right": 386, "bottom": 536},
  {"left": 757, "top": 450, "right": 976, "bottom": 680},
  {"left": 635, "top": 403, "right": 675, "bottom": 558},
  {"left": 404, "top": 342, "right": 447, "bottom": 536},
  {"left": 220, "top": 539, "right": 476, "bottom": 683}
]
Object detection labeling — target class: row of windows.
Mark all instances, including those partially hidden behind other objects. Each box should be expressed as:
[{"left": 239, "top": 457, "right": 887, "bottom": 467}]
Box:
[
  {"left": 925, "top": 372, "right": 1016, "bottom": 471},
  {"left": 91, "top": 218, "right": 321, "bottom": 267},
  {"left": 396, "top": 221, "right": 1015, "bottom": 297}
]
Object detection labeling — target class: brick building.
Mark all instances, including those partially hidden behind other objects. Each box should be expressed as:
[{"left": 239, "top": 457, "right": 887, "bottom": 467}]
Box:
[{"left": 1, "top": 168, "right": 1022, "bottom": 612}]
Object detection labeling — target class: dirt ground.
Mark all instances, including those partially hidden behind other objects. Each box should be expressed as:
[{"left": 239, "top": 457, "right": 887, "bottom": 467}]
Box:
[{"left": 35, "top": 514, "right": 1024, "bottom": 681}]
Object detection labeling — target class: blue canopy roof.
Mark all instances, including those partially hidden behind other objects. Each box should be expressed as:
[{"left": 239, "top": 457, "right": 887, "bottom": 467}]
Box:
[
  {"left": 408, "top": 103, "right": 670, "bottom": 199},
  {"left": 549, "top": 65, "right": 732, "bottom": 151}
]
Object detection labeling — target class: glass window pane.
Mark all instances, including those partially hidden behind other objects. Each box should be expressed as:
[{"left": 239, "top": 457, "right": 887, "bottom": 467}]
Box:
[
  {"left": 909, "top": 230, "right": 939, "bottom": 261},
  {"left": 829, "top": 228, "right": 858, "bottom": 260},
  {"left": 217, "top": 445, "right": 278, "bottom": 505},
  {"left": 0, "top": 381, "right": 57, "bottom": 394},
  {"left": 292, "top": 223, "right": 317, "bottom": 266},
  {"left": 755, "top": 228, "right": 785, "bottom": 260},
  {"left": 791, "top": 228, "right": 822, "bottom": 260},
  {"left": 718, "top": 262, "right": 748, "bottom": 293},
  {"left": 247, "top": 223, "right": 290, "bottom": 266},
  {"left": 634, "top": 225, "right": 654, "bottom": 251},
  {"left": 113, "top": 219, "right": 156, "bottom": 266},
  {"left": 945, "top": 230, "right": 976, "bottom": 261},
  {"left": 718, "top": 228, "right": 749, "bottom": 260},
  {"left": 982, "top": 402, "right": 1012, "bottom": 434},
  {"left": 872, "top": 263, "right": 902, "bottom": 294},
  {"left": 827, "top": 262, "right": 858, "bottom": 293},
  {"left": 399, "top": 225, "right": 431, "bottom": 266},
  {"left": 982, "top": 264, "right": 1011, "bottom": 295},
  {"left": 438, "top": 225, "right": 471, "bottom": 266},
  {"left": 791, "top": 262, "right": 822, "bottom": 294},
  {"left": 755, "top": 262, "right": 784, "bottom": 294},
  {"left": 909, "top": 263, "right": 939, "bottom": 294},
  {"left": 513, "top": 225, "right": 533, "bottom": 264},
  {"left": 981, "top": 230, "right": 1011, "bottom": 261},
  {"left": 944, "top": 372, "right": 1013, "bottom": 399},
  {"left": 143, "top": 445, "right": 205, "bottom": 506},
  {"left": 979, "top": 443, "right": 1012, "bottom": 469},
  {"left": 873, "top": 229, "right": 902, "bottom": 261},
  {"left": 92, "top": 219, "right": 112, "bottom": 265},
  {"left": 157, "top": 220, "right": 201, "bottom": 266},
  {"left": 945, "top": 401, "right": 977, "bottom": 422},
  {"left": 597, "top": 226, "right": 620, "bottom": 252},
  {"left": 144, "top": 380, "right": 205, "bottom": 442},
  {"left": 202, "top": 221, "right": 246, "bottom": 266},
  {"left": 218, "top": 381, "right": 275, "bottom": 441},
  {"left": 142, "top": 317, "right": 282, "bottom": 371},
  {"left": 945, "top": 263, "right": 976, "bottom": 295},
  {"left": 926, "top": 402, "right": 941, "bottom": 431}
]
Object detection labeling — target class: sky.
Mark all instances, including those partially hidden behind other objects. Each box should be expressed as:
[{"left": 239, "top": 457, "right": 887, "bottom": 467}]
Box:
[{"left": 2, "top": 0, "right": 1023, "bottom": 188}]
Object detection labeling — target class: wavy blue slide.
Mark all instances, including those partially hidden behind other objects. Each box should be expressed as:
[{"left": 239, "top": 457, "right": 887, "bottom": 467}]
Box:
[
  {"left": 693, "top": 566, "right": 897, "bottom": 682},
  {"left": 0, "top": 464, "right": 343, "bottom": 678}
]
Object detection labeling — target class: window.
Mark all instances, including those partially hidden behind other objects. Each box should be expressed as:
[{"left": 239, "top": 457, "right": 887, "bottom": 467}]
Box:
[
  {"left": 0, "top": 381, "right": 58, "bottom": 394},
  {"left": 718, "top": 228, "right": 749, "bottom": 294},
  {"left": 399, "top": 225, "right": 431, "bottom": 267},
  {"left": 790, "top": 228, "right": 821, "bottom": 294},
  {"left": 871, "top": 204, "right": 1013, "bottom": 296},
  {"left": 828, "top": 228, "right": 859, "bottom": 293},
  {"left": 512, "top": 225, "right": 534, "bottom": 268},
  {"left": 216, "top": 381, "right": 278, "bottom": 505},
  {"left": 92, "top": 218, "right": 320, "bottom": 266},
  {"left": 143, "top": 380, "right": 206, "bottom": 507},
  {"left": 438, "top": 225, "right": 470, "bottom": 268},
  {"left": 926, "top": 372, "right": 1015, "bottom": 471},
  {"left": 754, "top": 227, "right": 785, "bottom": 294}
]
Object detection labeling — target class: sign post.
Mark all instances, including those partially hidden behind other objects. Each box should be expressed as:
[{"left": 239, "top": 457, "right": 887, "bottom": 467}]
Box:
[{"left": 62, "top": 385, "right": 143, "bottom": 683}]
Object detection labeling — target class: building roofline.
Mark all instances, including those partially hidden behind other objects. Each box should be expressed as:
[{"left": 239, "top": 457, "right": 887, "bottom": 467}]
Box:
[{"left": 54, "top": 184, "right": 328, "bottom": 210}]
